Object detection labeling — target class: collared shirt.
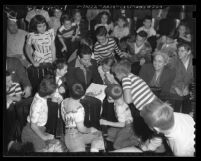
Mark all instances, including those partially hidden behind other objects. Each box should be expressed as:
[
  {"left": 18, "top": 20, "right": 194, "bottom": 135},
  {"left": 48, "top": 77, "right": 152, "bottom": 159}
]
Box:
[{"left": 27, "top": 93, "right": 48, "bottom": 127}]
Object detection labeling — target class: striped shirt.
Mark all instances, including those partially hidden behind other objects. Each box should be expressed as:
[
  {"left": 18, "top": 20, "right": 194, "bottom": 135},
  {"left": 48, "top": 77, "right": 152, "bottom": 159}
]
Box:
[
  {"left": 7, "top": 82, "right": 23, "bottom": 97},
  {"left": 122, "top": 73, "right": 156, "bottom": 110},
  {"left": 94, "top": 37, "right": 124, "bottom": 63},
  {"left": 27, "top": 28, "right": 55, "bottom": 64},
  {"left": 57, "top": 24, "right": 77, "bottom": 39}
]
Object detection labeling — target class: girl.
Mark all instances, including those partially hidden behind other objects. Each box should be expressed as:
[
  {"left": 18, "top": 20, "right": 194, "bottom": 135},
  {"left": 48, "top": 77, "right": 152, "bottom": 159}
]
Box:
[
  {"left": 94, "top": 11, "right": 114, "bottom": 36},
  {"left": 61, "top": 83, "right": 105, "bottom": 152},
  {"left": 25, "top": 14, "right": 56, "bottom": 67},
  {"left": 112, "top": 16, "right": 130, "bottom": 41},
  {"left": 49, "top": 7, "right": 62, "bottom": 35}
]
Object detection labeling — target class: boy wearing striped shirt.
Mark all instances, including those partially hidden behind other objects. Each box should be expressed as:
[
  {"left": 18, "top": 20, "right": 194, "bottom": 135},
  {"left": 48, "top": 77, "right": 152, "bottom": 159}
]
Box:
[
  {"left": 94, "top": 26, "right": 129, "bottom": 64},
  {"left": 112, "top": 60, "right": 157, "bottom": 111},
  {"left": 6, "top": 71, "right": 23, "bottom": 109}
]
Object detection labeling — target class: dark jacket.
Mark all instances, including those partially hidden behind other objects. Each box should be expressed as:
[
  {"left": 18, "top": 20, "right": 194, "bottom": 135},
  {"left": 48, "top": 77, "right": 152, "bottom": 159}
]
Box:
[
  {"left": 66, "top": 58, "right": 103, "bottom": 89},
  {"left": 139, "top": 63, "right": 176, "bottom": 99},
  {"left": 7, "top": 57, "right": 31, "bottom": 88}
]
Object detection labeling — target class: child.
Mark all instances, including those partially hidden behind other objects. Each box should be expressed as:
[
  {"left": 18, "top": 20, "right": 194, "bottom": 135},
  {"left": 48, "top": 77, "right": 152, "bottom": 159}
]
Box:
[
  {"left": 6, "top": 71, "right": 23, "bottom": 109},
  {"left": 98, "top": 57, "right": 118, "bottom": 85},
  {"left": 136, "top": 15, "right": 156, "bottom": 38},
  {"left": 100, "top": 84, "right": 139, "bottom": 150},
  {"left": 25, "top": 15, "right": 56, "bottom": 67},
  {"left": 57, "top": 14, "right": 78, "bottom": 60},
  {"left": 49, "top": 7, "right": 62, "bottom": 35},
  {"left": 112, "top": 16, "right": 130, "bottom": 41},
  {"left": 140, "top": 98, "right": 195, "bottom": 156},
  {"left": 94, "top": 11, "right": 114, "bottom": 35},
  {"left": 21, "top": 75, "right": 57, "bottom": 152},
  {"left": 94, "top": 26, "right": 128, "bottom": 64},
  {"left": 61, "top": 83, "right": 105, "bottom": 152}
]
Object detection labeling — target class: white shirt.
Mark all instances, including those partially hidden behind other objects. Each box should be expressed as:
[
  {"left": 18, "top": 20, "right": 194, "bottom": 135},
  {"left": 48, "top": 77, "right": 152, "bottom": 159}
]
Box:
[
  {"left": 165, "top": 112, "right": 195, "bottom": 156},
  {"left": 137, "top": 26, "right": 156, "bottom": 38},
  {"left": 27, "top": 93, "right": 48, "bottom": 127},
  {"left": 114, "top": 101, "right": 133, "bottom": 123}
]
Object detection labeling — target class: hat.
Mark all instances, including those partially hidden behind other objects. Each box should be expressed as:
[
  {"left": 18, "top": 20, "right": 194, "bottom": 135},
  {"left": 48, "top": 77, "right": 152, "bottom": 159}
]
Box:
[{"left": 105, "top": 84, "right": 123, "bottom": 100}]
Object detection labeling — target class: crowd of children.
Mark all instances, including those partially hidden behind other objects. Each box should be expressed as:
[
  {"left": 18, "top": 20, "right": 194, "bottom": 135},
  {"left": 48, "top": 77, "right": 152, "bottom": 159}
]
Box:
[{"left": 5, "top": 5, "right": 195, "bottom": 156}]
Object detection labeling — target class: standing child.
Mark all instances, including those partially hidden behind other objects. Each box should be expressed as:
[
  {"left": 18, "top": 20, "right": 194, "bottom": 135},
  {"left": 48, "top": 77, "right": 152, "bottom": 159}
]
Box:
[
  {"left": 100, "top": 84, "right": 139, "bottom": 150},
  {"left": 57, "top": 14, "right": 78, "bottom": 61},
  {"left": 61, "top": 83, "right": 105, "bottom": 152},
  {"left": 25, "top": 15, "right": 56, "bottom": 67}
]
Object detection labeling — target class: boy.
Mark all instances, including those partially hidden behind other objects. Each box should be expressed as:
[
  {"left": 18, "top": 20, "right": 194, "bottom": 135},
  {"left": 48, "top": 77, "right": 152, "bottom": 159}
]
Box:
[
  {"left": 137, "top": 15, "right": 156, "bottom": 38},
  {"left": 6, "top": 71, "right": 23, "bottom": 109},
  {"left": 100, "top": 84, "right": 139, "bottom": 150},
  {"left": 140, "top": 98, "right": 195, "bottom": 156}
]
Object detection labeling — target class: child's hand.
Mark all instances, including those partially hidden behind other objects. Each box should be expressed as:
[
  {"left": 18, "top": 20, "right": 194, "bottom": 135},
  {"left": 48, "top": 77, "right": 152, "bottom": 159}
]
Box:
[
  {"left": 140, "top": 58, "right": 146, "bottom": 66},
  {"left": 61, "top": 46, "right": 67, "bottom": 52},
  {"left": 175, "top": 87, "right": 183, "bottom": 96},
  {"left": 33, "top": 62, "right": 40, "bottom": 67},
  {"left": 58, "top": 86, "right": 65, "bottom": 94},
  {"left": 44, "top": 133, "right": 54, "bottom": 141},
  {"left": 90, "top": 127, "right": 98, "bottom": 133},
  {"left": 100, "top": 119, "right": 108, "bottom": 126}
]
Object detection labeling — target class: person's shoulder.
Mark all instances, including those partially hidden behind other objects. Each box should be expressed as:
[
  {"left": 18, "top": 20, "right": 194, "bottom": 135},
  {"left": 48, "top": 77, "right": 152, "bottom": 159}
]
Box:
[{"left": 18, "top": 29, "right": 28, "bottom": 35}]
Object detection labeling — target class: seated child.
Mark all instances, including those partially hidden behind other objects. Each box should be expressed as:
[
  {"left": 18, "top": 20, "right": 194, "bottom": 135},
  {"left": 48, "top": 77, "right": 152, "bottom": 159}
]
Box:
[
  {"left": 6, "top": 71, "right": 23, "bottom": 109},
  {"left": 61, "top": 83, "right": 105, "bottom": 152},
  {"left": 140, "top": 98, "right": 195, "bottom": 156},
  {"left": 100, "top": 84, "right": 139, "bottom": 150},
  {"left": 98, "top": 57, "right": 118, "bottom": 85}
]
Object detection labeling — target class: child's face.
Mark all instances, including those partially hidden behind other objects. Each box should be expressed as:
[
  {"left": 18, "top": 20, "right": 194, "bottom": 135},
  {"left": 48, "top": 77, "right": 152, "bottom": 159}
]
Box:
[
  {"left": 101, "top": 14, "right": 108, "bottom": 24},
  {"left": 96, "top": 35, "right": 107, "bottom": 45},
  {"left": 177, "top": 46, "right": 190, "bottom": 60},
  {"left": 80, "top": 54, "right": 92, "bottom": 67},
  {"left": 57, "top": 65, "right": 68, "bottom": 77},
  {"left": 6, "top": 75, "right": 13, "bottom": 88},
  {"left": 37, "top": 23, "right": 47, "bottom": 34},
  {"left": 63, "top": 20, "right": 72, "bottom": 29},
  {"left": 117, "top": 18, "right": 125, "bottom": 28},
  {"left": 7, "top": 19, "right": 18, "bottom": 34},
  {"left": 136, "top": 35, "right": 146, "bottom": 46},
  {"left": 102, "top": 64, "right": 111, "bottom": 73},
  {"left": 54, "top": 9, "right": 62, "bottom": 19},
  {"left": 143, "top": 19, "right": 152, "bottom": 29},
  {"left": 178, "top": 25, "right": 186, "bottom": 35},
  {"left": 153, "top": 55, "right": 166, "bottom": 71},
  {"left": 74, "top": 12, "right": 82, "bottom": 22}
]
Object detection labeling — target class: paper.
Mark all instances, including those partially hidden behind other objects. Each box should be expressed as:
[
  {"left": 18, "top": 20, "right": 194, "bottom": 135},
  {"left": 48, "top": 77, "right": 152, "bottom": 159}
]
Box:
[{"left": 85, "top": 83, "right": 107, "bottom": 102}]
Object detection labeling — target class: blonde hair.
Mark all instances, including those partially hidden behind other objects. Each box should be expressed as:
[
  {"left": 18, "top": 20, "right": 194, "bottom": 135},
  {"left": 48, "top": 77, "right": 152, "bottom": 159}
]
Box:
[
  {"left": 140, "top": 98, "right": 174, "bottom": 131},
  {"left": 153, "top": 50, "right": 170, "bottom": 65},
  {"left": 111, "top": 59, "right": 131, "bottom": 75}
]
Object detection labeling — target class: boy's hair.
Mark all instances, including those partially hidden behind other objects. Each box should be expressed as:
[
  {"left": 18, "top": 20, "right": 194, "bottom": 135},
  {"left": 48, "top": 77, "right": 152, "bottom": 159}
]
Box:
[
  {"left": 111, "top": 59, "right": 131, "bottom": 75},
  {"left": 61, "top": 14, "right": 72, "bottom": 24},
  {"left": 29, "top": 15, "right": 49, "bottom": 33},
  {"left": 143, "top": 15, "right": 152, "bottom": 22},
  {"left": 177, "top": 42, "right": 191, "bottom": 51},
  {"left": 38, "top": 74, "right": 57, "bottom": 97},
  {"left": 137, "top": 31, "right": 148, "bottom": 38},
  {"left": 77, "top": 44, "right": 92, "bottom": 58},
  {"left": 100, "top": 57, "right": 115, "bottom": 67},
  {"left": 105, "top": 84, "right": 123, "bottom": 100},
  {"left": 140, "top": 98, "right": 174, "bottom": 131},
  {"left": 95, "top": 26, "right": 107, "bottom": 37},
  {"left": 80, "top": 36, "right": 93, "bottom": 47},
  {"left": 53, "top": 58, "right": 67, "bottom": 71},
  {"left": 70, "top": 83, "right": 85, "bottom": 100}
]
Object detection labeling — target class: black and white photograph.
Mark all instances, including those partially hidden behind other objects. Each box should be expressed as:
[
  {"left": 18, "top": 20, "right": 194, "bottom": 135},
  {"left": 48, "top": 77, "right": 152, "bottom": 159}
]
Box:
[{"left": 3, "top": 4, "right": 196, "bottom": 157}]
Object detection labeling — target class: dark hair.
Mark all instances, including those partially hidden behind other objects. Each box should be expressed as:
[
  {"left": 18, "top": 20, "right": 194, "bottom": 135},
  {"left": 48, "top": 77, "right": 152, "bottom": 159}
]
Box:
[
  {"left": 70, "top": 83, "right": 85, "bottom": 100},
  {"left": 80, "top": 36, "right": 93, "bottom": 47},
  {"left": 100, "top": 57, "right": 115, "bottom": 67},
  {"left": 77, "top": 44, "right": 92, "bottom": 58},
  {"left": 137, "top": 30, "right": 148, "bottom": 38},
  {"left": 177, "top": 42, "right": 191, "bottom": 51},
  {"left": 61, "top": 14, "right": 72, "bottom": 24},
  {"left": 95, "top": 26, "right": 107, "bottom": 37},
  {"left": 53, "top": 58, "right": 67, "bottom": 71},
  {"left": 29, "top": 15, "right": 49, "bottom": 33},
  {"left": 144, "top": 15, "right": 152, "bottom": 21},
  {"left": 38, "top": 75, "right": 57, "bottom": 97},
  {"left": 6, "top": 71, "right": 11, "bottom": 77},
  {"left": 96, "top": 11, "right": 111, "bottom": 25},
  {"left": 117, "top": 16, "right": 129, "bottom": 27}
]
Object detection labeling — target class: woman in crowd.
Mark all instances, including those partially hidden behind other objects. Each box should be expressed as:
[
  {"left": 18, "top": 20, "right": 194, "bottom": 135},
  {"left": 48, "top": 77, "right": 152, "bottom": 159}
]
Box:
[{"left": 139, "top": 50, "right": 176, "bottom": 101}]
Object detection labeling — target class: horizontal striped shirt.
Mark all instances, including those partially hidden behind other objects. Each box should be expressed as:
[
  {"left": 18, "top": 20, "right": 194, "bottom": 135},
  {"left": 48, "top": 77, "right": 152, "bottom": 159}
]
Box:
[
  {"left": 27, "top": 28, "right": 55, "bottom": 64},
  {"left": 94, "top": 37, "right": 124, "bottom": 63},
  {"left": 122, "top": 73, "right": 156, "bottom": 110},
  {"left": 57, "top": 24, "right": 77, "bottom": 39},
  {"left": 7, "top": 82, "right": 23, "bottom": 96}
]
